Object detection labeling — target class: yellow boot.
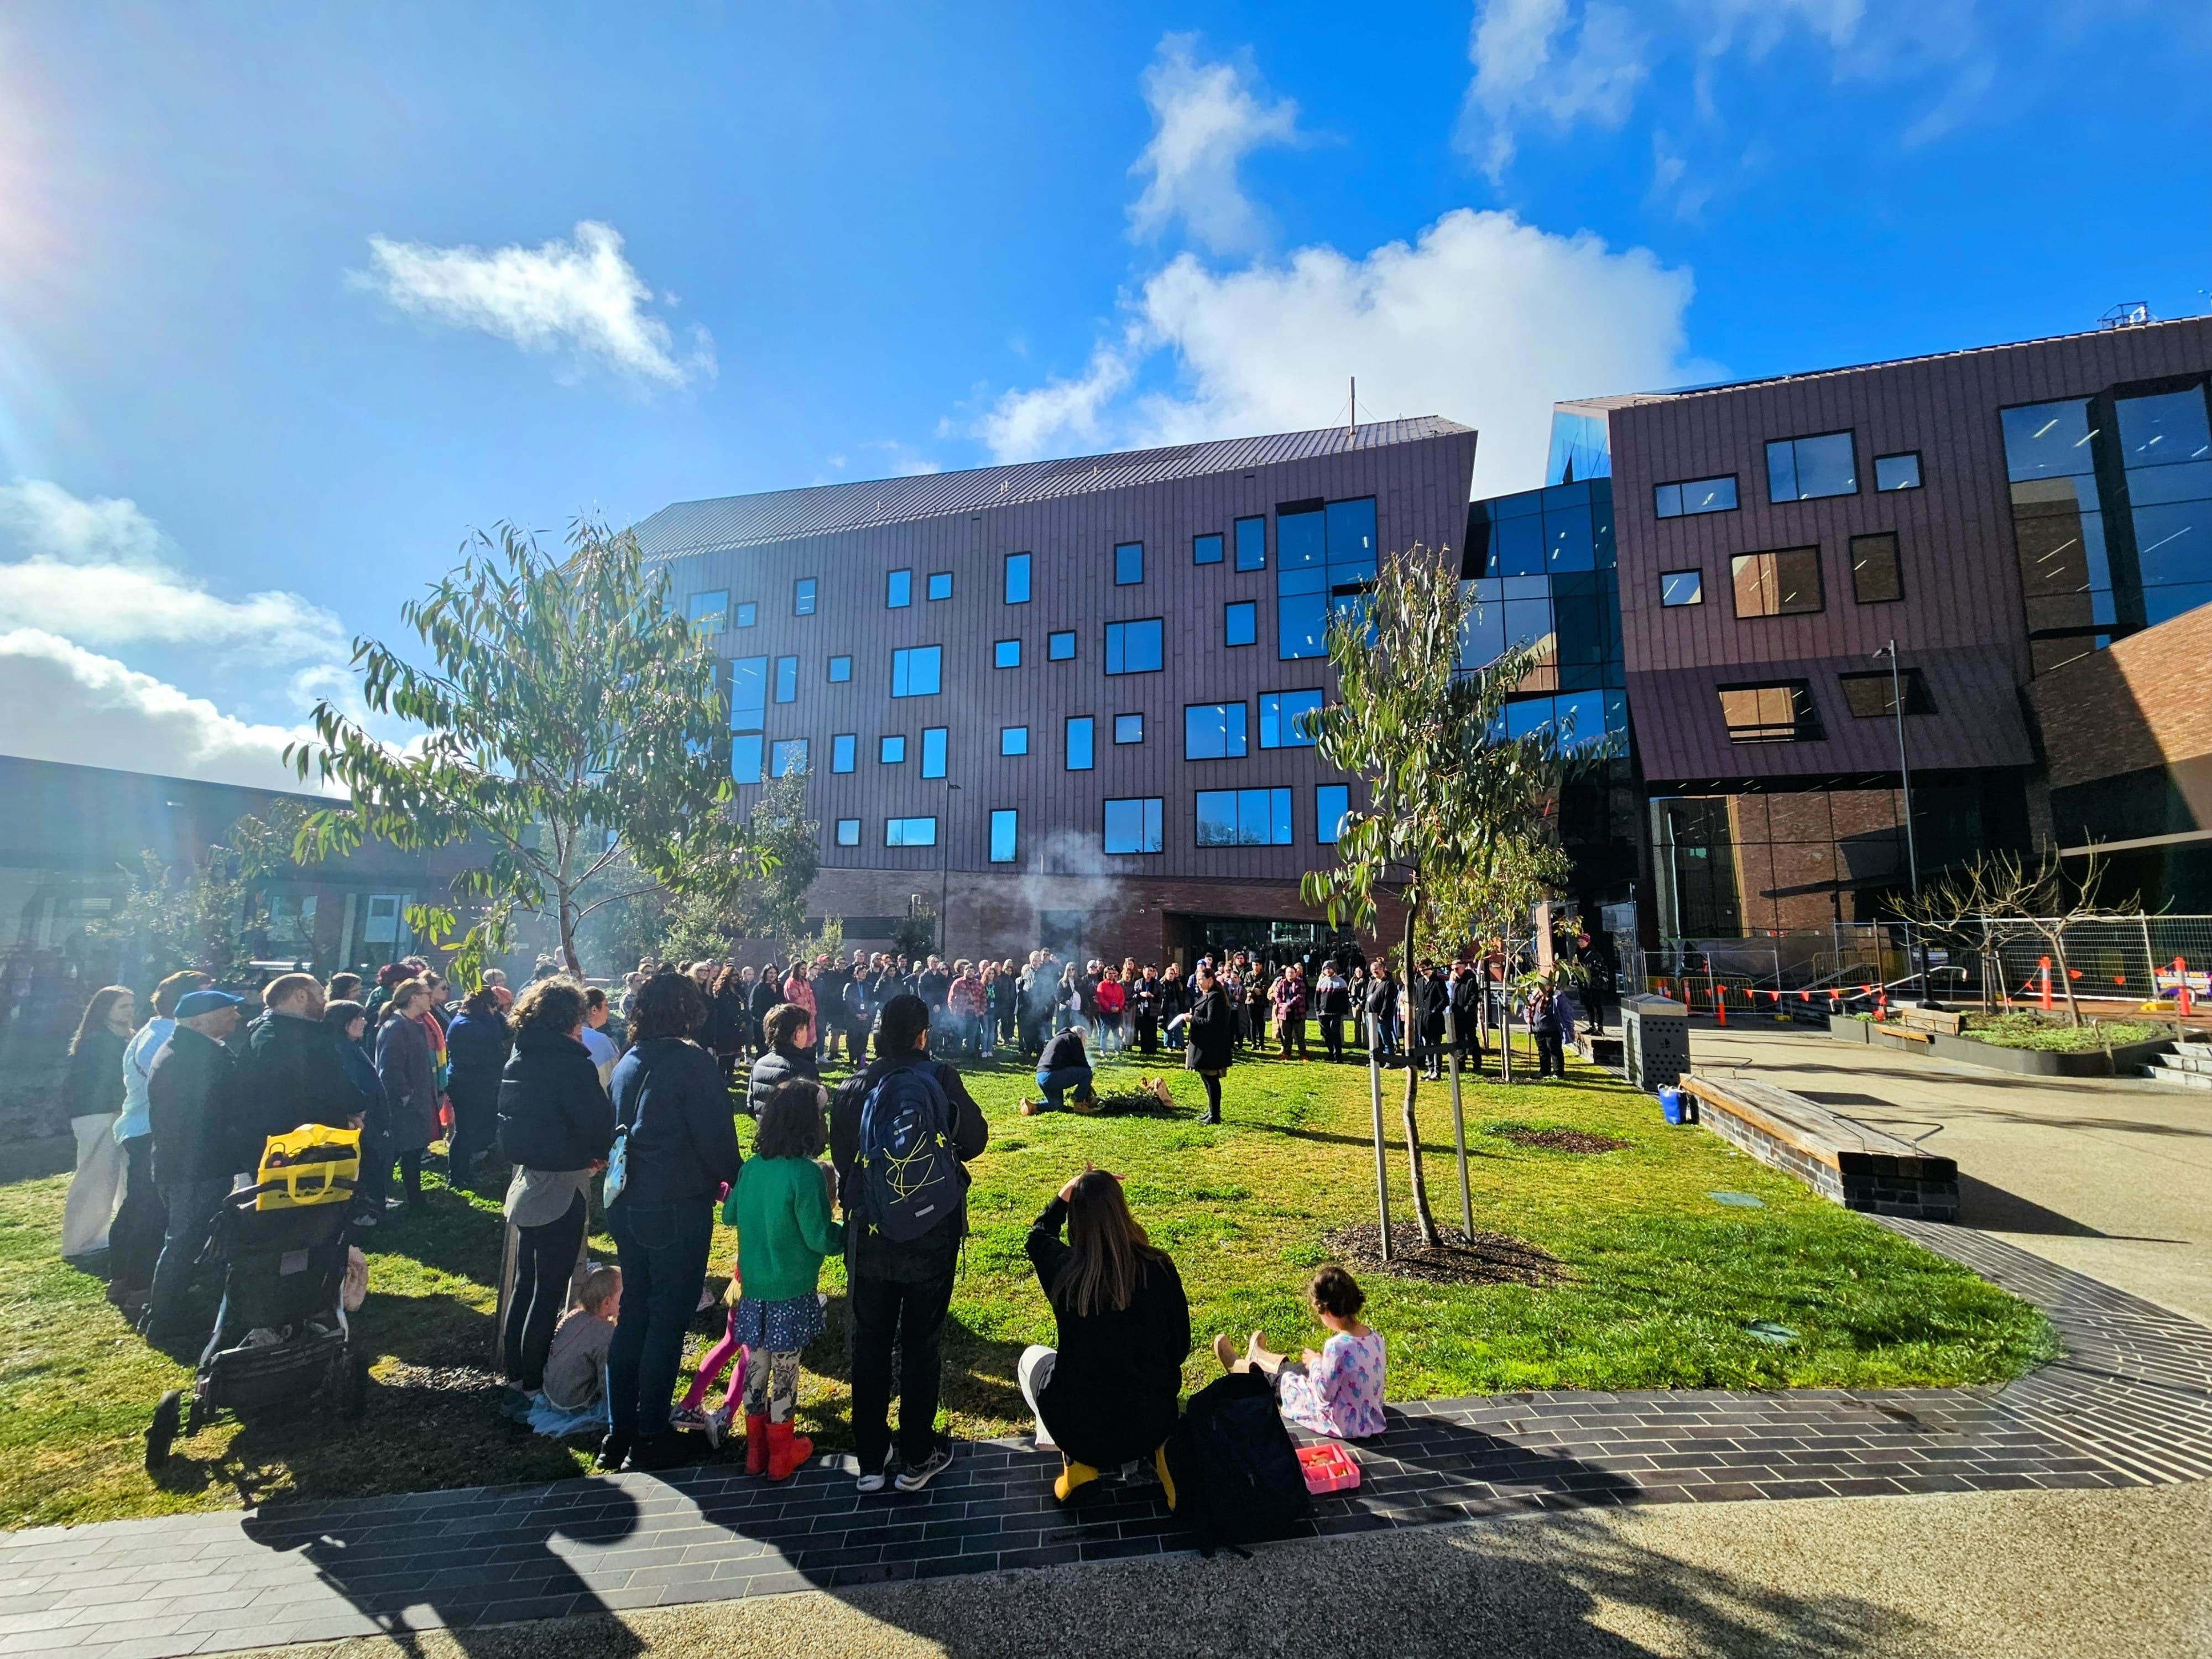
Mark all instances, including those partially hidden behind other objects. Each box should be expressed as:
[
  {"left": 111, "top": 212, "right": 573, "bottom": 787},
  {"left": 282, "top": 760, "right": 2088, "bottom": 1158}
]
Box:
[
  {"left": 1053, "top": 1458, "right": 1100, "bottom": 1502},
  {"left": 1154, "top": 1444, "right": 1178, "bottom": 1511}
]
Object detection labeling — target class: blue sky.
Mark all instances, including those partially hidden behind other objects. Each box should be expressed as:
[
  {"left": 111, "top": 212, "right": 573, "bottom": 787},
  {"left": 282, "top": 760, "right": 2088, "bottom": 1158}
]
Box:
[{"left": 0, "top": 1, "right": 2205, "bottom": 789}]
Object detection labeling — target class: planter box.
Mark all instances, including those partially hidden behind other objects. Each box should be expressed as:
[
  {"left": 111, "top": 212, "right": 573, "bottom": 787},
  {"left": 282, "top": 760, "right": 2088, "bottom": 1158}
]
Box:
[
  {"left": 1827, "top": 1016, "right": 1871, "bottom": 1045},
  {"left": 1925, "top": 1031, "right": 2174, "bottom": 1077}
]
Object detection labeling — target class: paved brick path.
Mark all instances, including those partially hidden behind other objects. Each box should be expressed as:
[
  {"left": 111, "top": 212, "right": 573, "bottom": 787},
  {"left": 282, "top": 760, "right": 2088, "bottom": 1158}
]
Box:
[{"left": 3, "top": 1222, "right": 2208, "bottom": 1658}]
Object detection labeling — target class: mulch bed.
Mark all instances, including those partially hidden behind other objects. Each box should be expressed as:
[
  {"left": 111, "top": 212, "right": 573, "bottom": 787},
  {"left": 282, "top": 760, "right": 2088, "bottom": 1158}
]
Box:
[
  {"left": 1321, "top": 1222, "right": 1564, "bottom": 1287},
  {"left": 1494, "top": 1126, "right": 1632, "bottom": 1154}
]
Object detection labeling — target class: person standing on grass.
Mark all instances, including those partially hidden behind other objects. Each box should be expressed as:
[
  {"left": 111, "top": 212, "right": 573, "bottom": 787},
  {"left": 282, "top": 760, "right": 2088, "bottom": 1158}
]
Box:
[
  {"left": 142, "top": 989, "right": 248, "bottom": 1343},
  {"left": 830, "top": 993, "right": 988, "bottom": 1495},
  {"left": 1365, "top": 967, "right": 1400, "bottom": 1066},
  {"left": 580, "top": 987, "right": 620, "bottom": 1088},
  {"left": 747, "top": 965, "right": 780, "bottom": 1064},
  {"left": 242, "top": 973, "right": 374, "bottom": 1160},
  {"left": 601, "top": 970, "right": 743, "bottom": 1473},
  {"left": 322, "top": 1000, "right": 389, "bottom": 1230},
  {"left": 444, "top": 984, "right": 513, "bottom": 1187},
  {"left": 60, "top": 984, "right": 135, "bottom": 1264},
  {"left": 1093, "top": 968, "right": 1126, "bottom": 1056},
  {"left": 1020, "top": 1166, "right": 1191, "bottom": 1504},
  {"left": 749, "top": 1003, "right": 821, "bottom": 1115},
  {"left": 375, "top": 979, "right": 439, "bottom": 1210},
  {"left": 1449, "top": 959, "right": 1485, "bottom": 1078},
  {"left": 1418, "top": 962, "right": 1449, "bottom": 1082},
  {"left": 1531, "top": 987, "right": 1566, "bottom": 1080},
  {"left": 111, "top": 971, "right": 207, "bottom": 1303},
  {"left": 1271, "top": 962, "right": 1310, "bottom": 1060},
  {"left": 1183, "top": 963, "right": 1237, "bottom": 1125},
  {"left": 1312, "top": 962, "right": 1350, "bottom": 1063},
  {"left": 780, "top": 960, "right": 817, "bottom": 1055},
  {"left": 496, "top": 977, "right": 614, "bottom": 1400}
]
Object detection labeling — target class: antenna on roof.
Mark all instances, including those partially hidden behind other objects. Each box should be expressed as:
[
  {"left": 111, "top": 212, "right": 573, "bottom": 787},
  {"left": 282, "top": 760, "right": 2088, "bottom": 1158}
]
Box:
[
  {"left": 1349, "top": 376, "right": 1356, "bottom": 437},
  {"left": 2099, "top": 301, "right": 2153, "bottom": 330}
]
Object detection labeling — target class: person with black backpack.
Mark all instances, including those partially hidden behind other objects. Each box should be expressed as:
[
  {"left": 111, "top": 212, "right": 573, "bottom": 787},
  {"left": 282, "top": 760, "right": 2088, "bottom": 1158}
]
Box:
[
  {"left": 828, "top": 992, "right": 988, "bottom": 1494},
  {"left": 1019, "top": 1166, "right": 1191, "bottom": 1504}
]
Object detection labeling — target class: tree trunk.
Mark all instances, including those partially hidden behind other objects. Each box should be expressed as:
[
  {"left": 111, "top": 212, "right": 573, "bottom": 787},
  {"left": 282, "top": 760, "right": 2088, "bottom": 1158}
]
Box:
[
  {"left": 2053, "top": 930, "right": 2081, "bottom": 1027},
  {"left": 1400, "top": 895, "right": 1441, "bottom": 1248},
  {"left": 559, "top": 887, "right": 583, "bottom": 978}
]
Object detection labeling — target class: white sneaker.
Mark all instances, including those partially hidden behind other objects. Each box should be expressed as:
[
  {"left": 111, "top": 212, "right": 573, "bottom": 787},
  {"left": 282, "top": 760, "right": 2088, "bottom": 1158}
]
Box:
[
  {"left": 855, "top": 1466, "right": 889, "bottom": 1494},
  {"left": 895, "top": 1442, "right": 954, "bottom": 1492}
]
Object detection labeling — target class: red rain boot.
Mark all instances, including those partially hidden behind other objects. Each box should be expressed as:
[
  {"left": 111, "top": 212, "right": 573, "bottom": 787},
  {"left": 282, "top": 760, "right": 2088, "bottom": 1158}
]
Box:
[
  {"left": 766, "top": 1417, "right": 815, "bottom": 1482},
  {"left": 744, "top": 1413, "right": 770, "bottom": 1477}
]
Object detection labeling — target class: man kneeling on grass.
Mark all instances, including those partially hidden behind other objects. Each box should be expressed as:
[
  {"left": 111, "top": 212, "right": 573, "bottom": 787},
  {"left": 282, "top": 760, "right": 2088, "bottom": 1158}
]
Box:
[{"left": 1023, "top": 1023, "right": 1095, "bottom": 1115}]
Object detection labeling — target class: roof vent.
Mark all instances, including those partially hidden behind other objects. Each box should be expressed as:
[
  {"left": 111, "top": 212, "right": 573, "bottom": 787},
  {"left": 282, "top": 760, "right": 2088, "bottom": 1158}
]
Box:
[{"left": 2099, "top": 302, "right": 2153, "bottom": 330}]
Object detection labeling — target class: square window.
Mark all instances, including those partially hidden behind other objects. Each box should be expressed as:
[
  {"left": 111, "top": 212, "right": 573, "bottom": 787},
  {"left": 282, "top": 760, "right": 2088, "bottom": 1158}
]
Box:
[
  {"left": 686, "top": 589, "right": 729, "bottom": 634},
  {"left": 1875, "top": 452, "right": 1923, "bottom": 492},
  {"left": 994, "top": 638, "right": 1022, "bottom": 669},
  {"left": 921, "top": 727, "right": 947, "bottom": 779},
  {"left": 989, "top": 808, "right": 1018, "bottom": 864},
  {"left": 775, "top": 655, "right": 798, "bottom": 702},
  {"left": 1196, "top": 786, "right": 1292, "bottom": 847},
  {"left": 927, "top": 571, "right": 953, "bottom": 601},
  {"left": 828, "top": 654, "right": 853, "bottom": 682},
  {"left": 1234, "top": 515, "right": 1266, "bottom": 571},
  {"left": 1047, "top": 630, "right": 1076, "bottom": 661},
  {"left": 731, "top": 733, "right": 763, "bottom": 785},
  {"left": 880, "top": 734, "right": 906, "bottom": 765},
  {"left": 1105, "top": 618, "right": 1164, "bottom": 674},
  {"left": 1660, "top": 570, "right": 1704, "bottom": 607},
  {"left": 886, "top": 569, "right": 912, "bottom": 608},
  {"left": 1005, "top": 552, "right": 1031, "bottom": 604},
  {"left": 1259, "top": 689, "right": 1322, "bottom": 749},
  {"left": 1184, "top": 701, "right": 1248, "bottom": 759},
  {"left": 885, "top": 816, "right": 937, "bottom": 848},
  {"left": 1114, "top": 541, "right": 1144, "bottom": 585},
  {"left": 1316, "top": 783, "right": 1350, "bottom": 844},
  {"left": 835, "top": 817, "right": 861, "bottom": 847},
  {"left": 1766, "top": 432, "right": 1858, "bottom": 502},
  {"left": 728, "top": 656, "right": 768, "bottom": 732},
  {"left": 1731, "top": 548, "right": 1824, "bottom": 617},
  {"left": 1065, "top": 716, "right": 1094, "bottom": 771},
  {"left": 1839, "top": 667, "right": 1934, "bottom": 718},
  {"left": 770, "top": 738, "right": 808, "bottom": 778},
  {"left": 794, "top": 577, "right": 817, "bottom": 615},
  {"left": 1114, "top": 713, "right": 1144, "bottom": 745},
  {"left": 1225, "top": 600, "right": 1257, "bottom": 646},
  {"left": 1718, "top": 681, "right": 1822, "bottom": 743},
  {"left": 1850, "top": 533, "right": 1904, "bottom": 604},
  {"left": 890, "top": 645, "right": 942, "bottom": 696},
  {"left": 1103, "top": 796, "right": 1164, "bottom": 854},
  {"left": 1193, "top": 532, "right": 1224, "bottom": 565},
  {"left": 831, "top": 733, "right": 856, "bottom": 773},
  {"left": 734, "top": 601, "right": 758, "bottom": 629},
  {"left": 1001, "top": 725, "right": 1030, "bottom": 756}
]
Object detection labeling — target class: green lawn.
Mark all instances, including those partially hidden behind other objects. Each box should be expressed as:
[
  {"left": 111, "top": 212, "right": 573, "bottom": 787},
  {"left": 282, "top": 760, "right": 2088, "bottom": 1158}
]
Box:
[{"left": 0, "top": 1042, "right": 2054, "bottom": 1528}]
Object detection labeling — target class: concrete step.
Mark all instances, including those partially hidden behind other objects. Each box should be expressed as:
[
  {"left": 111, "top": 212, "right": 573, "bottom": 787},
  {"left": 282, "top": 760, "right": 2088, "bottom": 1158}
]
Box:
[
  {"left": 2142, "top": 1060, "right": 2212, "bottom": 1091},
  {"left": 2154, "top": 1050, "right": 2212, "bottom": 1074}
]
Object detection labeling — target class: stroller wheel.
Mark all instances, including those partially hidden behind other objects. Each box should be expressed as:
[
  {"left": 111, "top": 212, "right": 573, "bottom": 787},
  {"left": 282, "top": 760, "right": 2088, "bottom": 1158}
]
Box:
[{"left": 145, "top": 1390, "right": 181, "bottom": 1470}]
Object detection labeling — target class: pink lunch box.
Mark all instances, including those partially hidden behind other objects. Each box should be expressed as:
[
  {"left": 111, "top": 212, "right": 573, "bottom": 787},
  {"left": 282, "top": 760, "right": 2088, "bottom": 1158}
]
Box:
[{"left": 1297, "top": 1442, "right": 1361, "bottom": 1493}]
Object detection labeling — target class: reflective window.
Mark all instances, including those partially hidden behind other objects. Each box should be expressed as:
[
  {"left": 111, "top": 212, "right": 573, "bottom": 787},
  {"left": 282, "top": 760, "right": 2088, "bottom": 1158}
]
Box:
[
  {"left": 794, "top": 578, "right": 816, "bottom": 615},
  {"left": 831, "top": 733, "right": 857, "bottom": 773},
  {"left": 1105, "top": 618, "right": 1164, "bottom": 674},
  {"left": 1225, "top": 600, "right": 1256, "bottom": 646},
  {"left": 1652, "top": 477, "right": 1738, "bottom": 519},
  {"left": 828, "top": 654, "right": 852, "bottom": 683},
  {"left": 879, "top": 734, "right": 906, "bottom": 764},
  {"left": 1260, "top": 689, "right": 1322, "bottom": 749},
  {"left": 1065, "top": 716, "right": 1094, "bottom": 770},
  {"left": 1103, "top": 796, "right": 1164, "bottom": 855},
  {"left": 835, "top": 818, "right": 860, "bottom": 848},
  {"left": 1850, "top": 533, "right": 1903, "bottom": 604},
  {"left": 1114, "top": 713, "right": 1144, "bottom": 745},
  {"left": 734, "top": 601, "right": 758, "bottom": 629},
  {"left": 774, "top": 656, "right": 798, "bottom": 702},
  {"left": 1234, "top": 515, "right": 1266, "bottom": 571},
  {"left": 1193, "top": 532, "right": 1224, "bottom": 565},
  {"left": 920, "top": 727, "right": 947, "bottom": 779},
  {"left": 1195, "top": 787, "right": 1293, "bottom": 847},
  {"left": 731, "top": 733, "right": 764, "bottom": 785},
  {"left": 686, "top": 589, "right": 729, "bottom": 633},
  {"left": 2002, "top": 400, "right": 2098, "bottom": 481},
  {"left": 1047, "top": 630, "right": 1076, "bottom": 661},
  {"left": 886, "top": 570, "right": 912, "bottom": 608},
  {"left": 1115, "top": 541, "right": 1144, "bottom": 586},
  {"left": 1004, "top": 552, "right": 1031, "bottom": 604},
  {"left": 1839, "top": 669, "right": 1934, "bottom": 719},
  {"left": 770, "top": 738, "right": 808, "bottom": 778},
  {"left": 729, "top": 656, "right": 768, "bottom": 732},
  {"left": 989, "top": 808, "right": 1018, "bottom": 864},
  {"left": 1316, "top": 783, "right": 1350, "bottom": 844},
  {"left": 1001, "top": 726, "right": 1029, "bottom": 756},
  {"left": 1875, "top": 452, "right": 1923, "bottom": 492},
  {"left": 1731, "top": 548, "right": 1824, "bottom": 617},
  {"left": 1279, "top": 497, "right": 1376, "bottom": 659},
  {"left": 1766, "top": 432, "right": 1858, "bottom": 502},
  {"left": 1718, "top": 682, "right": 1822, "bottom": 743},
  {"left": 1183, "top": 702, "right": 1248, "bottom": 759},
  {"left": 885, "top": 816, "right": 937, "bottom": 848},
  {"left": 890, "top": 645, "right": 942, "bottom": 697},
  {"left": 926, "top": 571, "right": 952, "bottom": 602},
  {"left": 1660, "top": 570, "right": 1703, "bottom": 607},
  {"left": 994, "top": 638, "right": 1021, "bottom": 669}
]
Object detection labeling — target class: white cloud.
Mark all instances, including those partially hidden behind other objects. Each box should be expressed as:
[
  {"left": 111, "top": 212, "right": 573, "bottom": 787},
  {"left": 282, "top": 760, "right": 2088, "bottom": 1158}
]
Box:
[
  {"left": 1460, "top": 0, "right": 1648, "bottom": 182},
  {"left": 1128, "top": 34, "right": 1302, "bottom": 254},
  {"left": 972, "top": 207, "right": 1703, "bottom": 493},
  {"left": 0, "top": 629, "right": 340, "bottom": 795},
  {"left": 354, "top": 220, "right": 715, "bottom": 388}
]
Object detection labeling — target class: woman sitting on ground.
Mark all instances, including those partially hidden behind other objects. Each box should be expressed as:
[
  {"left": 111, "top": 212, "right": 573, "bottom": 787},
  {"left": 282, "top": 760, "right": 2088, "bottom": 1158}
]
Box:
[
  {"left": 1020, "top": 1166, "right": 1191, "bottom": 1503},
  {"left": 1213, "top": 1264, "right": 1386, "bottom": 1440}
]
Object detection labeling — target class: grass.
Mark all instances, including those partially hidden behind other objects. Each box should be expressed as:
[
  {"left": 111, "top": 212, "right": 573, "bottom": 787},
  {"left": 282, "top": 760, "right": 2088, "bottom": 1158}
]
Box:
[
  {"left": 1960, "top": 1011, "right": 2166, "bottom": 1052},
  {"left": 0, "top": 1042, "right": 2056, "bottom": 1529}
]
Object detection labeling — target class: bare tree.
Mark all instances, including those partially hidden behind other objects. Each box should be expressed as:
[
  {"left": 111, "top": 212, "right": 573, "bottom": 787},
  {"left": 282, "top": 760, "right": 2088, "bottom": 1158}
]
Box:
[{"left": 1895, "top": 847, "right": 2136, "bottom": 1026}]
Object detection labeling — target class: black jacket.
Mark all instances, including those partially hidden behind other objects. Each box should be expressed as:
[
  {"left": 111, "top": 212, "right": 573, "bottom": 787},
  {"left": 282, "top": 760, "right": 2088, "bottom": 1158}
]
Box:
[
  {"left": 830, "top": 1054, "right": 988, "bottom": 1281},
  {"left": 241, "top": 1010, "right": 375, "bottom": 1153},
  {"left": 147, "top": 1025, "right": 247, "bottom": 1186},
  {"left": 1025, "top": 1196, "right": 1191, "bottom": 1469},
  {"left": 747, "top": 1042, "right": 820, "bottom": 1116},
  {"left": 498, "top": 1026, "right": 615, "bottom": 1172},
  {"left": 705, "top": 983, "right": 749, "bottom": 1052},
  {"left": 915, "top": 968, "right": 950, "bottom": 1009},
  {"left": 1038, "top": 1029, "right": 1091, "bottom": 1074},
  {"left": 445, "top": 1010, "right": 513, "bottom": 1089},
  {"left": 1183, "top": 987, "right": 1237, "bottom": 1072},
  {"left": 747, "top": 978, "right": 780, "bottom": 1021},
  {"left": 1365, "top": 976, "right": 1399, "bottom": 1020},
  {"left": 607, "top": 1037, "right": 742, "bottom": 1207},
  {"left": 62, "top": 1027, "right": 127, "bottom": 1120}
]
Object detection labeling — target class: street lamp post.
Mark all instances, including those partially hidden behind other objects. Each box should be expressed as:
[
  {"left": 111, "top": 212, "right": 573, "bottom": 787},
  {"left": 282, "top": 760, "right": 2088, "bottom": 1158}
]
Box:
[{"left": 1874, "top": 640, "right": 1923, "bottom": 995}]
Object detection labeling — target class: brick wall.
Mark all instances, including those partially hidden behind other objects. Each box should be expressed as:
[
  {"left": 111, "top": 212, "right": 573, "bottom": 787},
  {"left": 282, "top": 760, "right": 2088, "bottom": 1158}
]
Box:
[{"left": 2030, "top": 603, "right": 2212, "bottom": 791}]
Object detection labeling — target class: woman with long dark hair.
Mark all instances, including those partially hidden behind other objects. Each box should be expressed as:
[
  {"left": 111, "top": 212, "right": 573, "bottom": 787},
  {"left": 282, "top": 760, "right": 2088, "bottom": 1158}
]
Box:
[
  {"left": 60, "top": 984, "right": 135, "bottom": 1262},
  {"left": 1183, "top": 962, "right": 1237, "bottom": 1126},
  {"left": 1019, "top": 1166, "right": 1191, "bottom": 1504}
]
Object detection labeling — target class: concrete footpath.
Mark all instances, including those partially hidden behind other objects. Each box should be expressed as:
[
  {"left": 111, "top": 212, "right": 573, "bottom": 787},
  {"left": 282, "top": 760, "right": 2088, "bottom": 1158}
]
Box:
[{"left": 1686, "top": 1023, "right": 2212, "bottom": 1324}]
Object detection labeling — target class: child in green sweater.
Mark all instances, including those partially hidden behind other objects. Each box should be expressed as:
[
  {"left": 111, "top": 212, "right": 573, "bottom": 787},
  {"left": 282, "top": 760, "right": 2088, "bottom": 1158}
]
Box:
[{"left": 722, "top": 1080, "right": 844, "bottom": 1480}]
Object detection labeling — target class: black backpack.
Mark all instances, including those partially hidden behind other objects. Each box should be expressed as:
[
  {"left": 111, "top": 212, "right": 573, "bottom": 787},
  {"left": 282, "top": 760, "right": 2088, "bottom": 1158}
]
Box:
[
  {"left": 854, "top": 1062, "right": 969, "bottom": 1243},
  {"left": 1164, "top": 1371, "right": 1312, "bottom": 1556}
]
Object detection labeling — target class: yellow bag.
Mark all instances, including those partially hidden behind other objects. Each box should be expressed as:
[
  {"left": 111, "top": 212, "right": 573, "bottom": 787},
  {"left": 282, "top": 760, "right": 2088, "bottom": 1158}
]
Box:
[{"left": 254, "top": 1124, "right": 362, "bottom": 1211}]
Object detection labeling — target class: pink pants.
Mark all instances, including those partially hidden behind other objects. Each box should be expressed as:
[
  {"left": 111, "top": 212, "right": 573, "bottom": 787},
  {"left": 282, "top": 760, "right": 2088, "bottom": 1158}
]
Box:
[{"left": 681, "top": 1308, "right": 749, "bottom": 1413}]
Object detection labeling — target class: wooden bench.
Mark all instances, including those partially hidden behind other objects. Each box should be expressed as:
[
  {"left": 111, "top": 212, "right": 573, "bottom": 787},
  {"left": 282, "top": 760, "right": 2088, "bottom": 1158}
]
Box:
[
  {"left": 1893, "top": 1006, "right": 1966, "bottom": 1036},
  {"left": 1680, "top": 1073, "right": 1959, "bottom": 1222}
]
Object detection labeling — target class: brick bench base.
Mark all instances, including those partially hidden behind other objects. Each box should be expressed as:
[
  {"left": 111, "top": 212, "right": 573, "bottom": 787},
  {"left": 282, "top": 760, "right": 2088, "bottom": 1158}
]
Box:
[{"left": 1682, "top": 1074, "right": 1959, "bottom": 1222}]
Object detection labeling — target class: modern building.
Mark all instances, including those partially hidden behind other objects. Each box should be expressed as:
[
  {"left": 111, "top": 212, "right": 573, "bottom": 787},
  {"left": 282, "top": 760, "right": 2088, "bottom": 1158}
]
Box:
[{"left": 633, "top": 419, "right": 1477, "bottom": 966}]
